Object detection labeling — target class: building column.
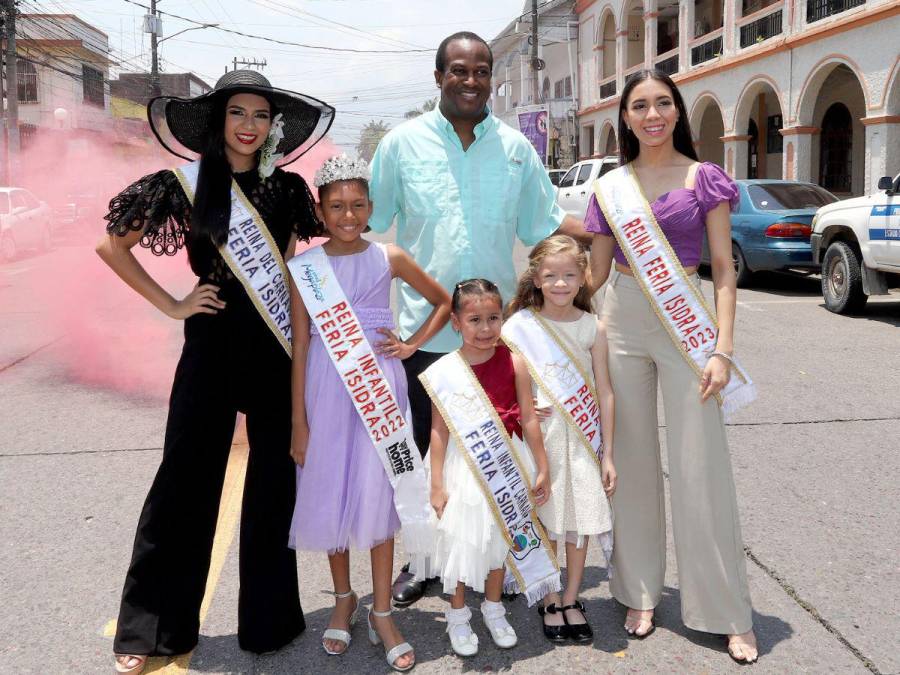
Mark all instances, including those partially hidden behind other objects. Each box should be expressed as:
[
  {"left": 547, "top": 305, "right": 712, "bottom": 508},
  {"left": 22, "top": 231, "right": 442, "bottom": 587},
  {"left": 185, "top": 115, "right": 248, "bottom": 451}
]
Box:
[
  {"left": 644, "top": 0, "right": 659, "bottom": 66},
  {"left": 723, "top": 0, "right": 737, "bottom": 55},
  {"left": 780, "top": 126, "right": 819, "bottom": 183},
  {"left": 721, "top": 134, "right": 751, "bottom": 178},
  {"left": 862, "top": 116, "right": 900, "bottom": 193},
  {"left": 679, "top": 0, "right": 693, "bottom": 72},
  {"left": 616, "top": 30, "right": 628, "bottom": 92}
]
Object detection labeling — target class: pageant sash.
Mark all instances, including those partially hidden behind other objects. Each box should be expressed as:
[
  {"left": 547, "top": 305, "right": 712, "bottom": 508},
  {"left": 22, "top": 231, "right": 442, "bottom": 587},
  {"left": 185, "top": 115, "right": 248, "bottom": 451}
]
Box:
[
  {"left": 593, "top": 165, "right": 756, "bottom": 414},
  {"left": 420, "top": 352, "right": 561, "bottom": 606},
  {"left": 287, "top": 245, "right": 433, "bottom": 557},
  {"left": 502, "top": 309, "right": 604, "bottom": 467},
  {"left": 175, "top": 160, "right": 292, "bottom": 356}
]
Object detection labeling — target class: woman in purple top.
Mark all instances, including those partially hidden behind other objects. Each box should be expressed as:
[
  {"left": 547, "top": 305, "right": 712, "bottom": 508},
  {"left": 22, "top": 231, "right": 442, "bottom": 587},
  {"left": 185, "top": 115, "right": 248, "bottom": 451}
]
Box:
[{"left": 587, "top": 69, "right": 758, "bottom": 663}]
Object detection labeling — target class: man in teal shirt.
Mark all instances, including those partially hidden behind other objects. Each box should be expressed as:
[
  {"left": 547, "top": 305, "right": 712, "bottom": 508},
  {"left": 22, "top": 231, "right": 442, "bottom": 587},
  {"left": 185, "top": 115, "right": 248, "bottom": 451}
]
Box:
[{"left": 369, "top": 31, "right": 586, "bottom": 605}]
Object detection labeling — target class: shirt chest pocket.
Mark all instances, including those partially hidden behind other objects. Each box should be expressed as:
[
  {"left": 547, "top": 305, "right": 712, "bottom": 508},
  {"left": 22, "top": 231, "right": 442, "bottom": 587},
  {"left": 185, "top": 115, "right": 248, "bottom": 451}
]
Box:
[
  {"left": 478, "top": 161, "right": 524, "bottom": 224},
  {"left": 399, "top": 160, "right": 447, "bottom": 217}
]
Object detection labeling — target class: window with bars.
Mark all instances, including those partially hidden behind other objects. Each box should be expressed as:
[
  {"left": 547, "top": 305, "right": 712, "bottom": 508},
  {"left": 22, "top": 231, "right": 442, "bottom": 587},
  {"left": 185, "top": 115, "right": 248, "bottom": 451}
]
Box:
[
  {"left": 82, "top": 65, "right": 104, "bottom": 107},
  {"left": 17, "top": 59, "right": 38, "bottom": 103}
]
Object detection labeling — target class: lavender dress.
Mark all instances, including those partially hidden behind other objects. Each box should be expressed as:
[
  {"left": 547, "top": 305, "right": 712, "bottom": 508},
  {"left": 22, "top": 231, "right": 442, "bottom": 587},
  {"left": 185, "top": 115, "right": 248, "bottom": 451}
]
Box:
[{"left": 289, "top": 242, "right": 404, "bottom": 553}]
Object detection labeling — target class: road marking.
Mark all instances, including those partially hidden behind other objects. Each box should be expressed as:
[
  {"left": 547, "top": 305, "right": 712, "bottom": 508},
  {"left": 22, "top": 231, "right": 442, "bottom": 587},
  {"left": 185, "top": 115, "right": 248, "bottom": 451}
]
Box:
[
  {"left": 740, "top": 298, "right": 824, "bottom": 305},
  {"left": 737, "top": 301, "right": 764, "bottom": 312},
  {"left": 104, "top": 440, "right": 249, "bottom": 674}
]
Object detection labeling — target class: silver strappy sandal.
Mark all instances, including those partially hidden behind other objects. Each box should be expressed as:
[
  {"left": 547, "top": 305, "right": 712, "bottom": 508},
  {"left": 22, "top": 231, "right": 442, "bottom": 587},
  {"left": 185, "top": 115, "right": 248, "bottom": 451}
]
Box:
[
  {"left": 322, "top": 589, "right": 359, "bottom": 655},
  {"left": 367, "top": 607, "right": 415, "bottom": 672}
]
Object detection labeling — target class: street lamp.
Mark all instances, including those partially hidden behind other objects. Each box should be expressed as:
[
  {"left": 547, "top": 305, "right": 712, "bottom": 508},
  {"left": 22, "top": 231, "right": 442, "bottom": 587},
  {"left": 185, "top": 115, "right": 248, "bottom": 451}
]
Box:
[{"left": 157, "top": 24, "right": 219, "bottom": 45}]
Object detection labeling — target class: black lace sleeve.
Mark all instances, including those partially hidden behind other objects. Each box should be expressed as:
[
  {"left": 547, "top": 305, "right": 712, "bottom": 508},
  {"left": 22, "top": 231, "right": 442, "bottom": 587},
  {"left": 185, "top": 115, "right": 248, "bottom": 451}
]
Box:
[
  {"left": 276, "top": 169, "right": 324, "bottom": 242},
  {"left": 104, "top": 169, "right": 191, "bottom": 256}
]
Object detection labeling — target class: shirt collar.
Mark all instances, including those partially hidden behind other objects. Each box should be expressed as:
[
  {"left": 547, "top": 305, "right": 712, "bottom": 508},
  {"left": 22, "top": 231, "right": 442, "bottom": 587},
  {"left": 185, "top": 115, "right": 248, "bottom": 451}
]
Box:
[{"left": 432, "top": 105, "right": 495, "bottom": 142}]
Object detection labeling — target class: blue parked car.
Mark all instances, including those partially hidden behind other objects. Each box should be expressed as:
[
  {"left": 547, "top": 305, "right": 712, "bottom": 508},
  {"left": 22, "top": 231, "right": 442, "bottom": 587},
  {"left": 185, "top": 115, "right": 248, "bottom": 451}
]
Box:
[{"left": 702, "top": 180, "right": 839, "bottom": 286}]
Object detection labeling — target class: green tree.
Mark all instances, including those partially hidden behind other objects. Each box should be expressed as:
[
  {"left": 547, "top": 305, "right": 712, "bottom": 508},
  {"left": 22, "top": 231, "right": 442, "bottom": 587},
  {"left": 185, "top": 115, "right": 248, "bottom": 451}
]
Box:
[
  {"left": 404, "top": 97, "right": 438, "bottom": 120},
  {"left": 356, "top": 119, "right": 390, "bottom": 162}
]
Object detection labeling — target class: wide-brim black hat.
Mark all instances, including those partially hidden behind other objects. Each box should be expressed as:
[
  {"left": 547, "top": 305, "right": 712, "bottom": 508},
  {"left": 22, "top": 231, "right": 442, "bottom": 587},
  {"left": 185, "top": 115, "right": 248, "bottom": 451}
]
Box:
[{"left": 147, "top": 69, "right": 335, "bottom": 167}]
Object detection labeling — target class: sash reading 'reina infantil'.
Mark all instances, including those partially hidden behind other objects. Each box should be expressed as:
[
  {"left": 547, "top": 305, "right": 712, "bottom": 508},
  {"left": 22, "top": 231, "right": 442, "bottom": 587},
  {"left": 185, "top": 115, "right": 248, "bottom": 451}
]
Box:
[
  {"left": 175, "top": 161, "right": 292, "bottom": 355},
  {"left": 420, "top": 352, "right": 561, "bottom": 606},
  {"left": 502, "top": 309, "right": 604, "bottom": 466},
  {"left": 287, "top": 245, "right": 433, "bottom": 557},
  {"left": 593, "top": 165, "right": 756, "bottom": 415}
]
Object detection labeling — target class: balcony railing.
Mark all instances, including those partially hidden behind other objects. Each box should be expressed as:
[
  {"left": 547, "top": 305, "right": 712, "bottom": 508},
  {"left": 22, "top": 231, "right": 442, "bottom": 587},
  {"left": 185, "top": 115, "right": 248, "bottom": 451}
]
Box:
[
  {"left": 599, "top": 76, "right": 616, "bottom": 100},
  {"left": 739, "top": 7, "right": 783, "bottom": 47},
  {"left": 655, "top": 52, "right": 679, "bottom": 75},
  {"left": 691, "top": 34, "right": 723, "bottom": 66},
  {"left": 806, "top": 0, "right": 865, "bottom": 22}
]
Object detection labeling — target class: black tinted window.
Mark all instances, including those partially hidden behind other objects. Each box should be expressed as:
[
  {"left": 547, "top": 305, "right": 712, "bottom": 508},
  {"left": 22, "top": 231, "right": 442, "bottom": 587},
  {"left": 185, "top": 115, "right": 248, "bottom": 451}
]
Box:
[
  {"left": 576, "top": 164, "right": 593, "bottom": 185},
  {"left": 559, "top": 167, "right": 578, "bottom": 188},
  {"left": 747, "top": 183, "right": 837, "bottom": 210}
]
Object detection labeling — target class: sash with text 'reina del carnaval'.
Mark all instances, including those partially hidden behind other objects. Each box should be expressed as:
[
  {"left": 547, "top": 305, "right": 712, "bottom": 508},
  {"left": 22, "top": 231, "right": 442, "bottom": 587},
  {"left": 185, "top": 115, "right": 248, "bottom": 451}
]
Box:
[
  {"left": 175, "top": 161, "right": 292, "bottom": 355},
  {"left": 502, "top": 309, "right": 604, "bottom": 466},
  {"left": 420, "top": 352, "right": 561, "bottom": 606},
  {"left": 287, "top": 245, "right": 433, "bottom": 558},
  {"left": 593, "top": 165, "right": 756, "bottom": 415}
]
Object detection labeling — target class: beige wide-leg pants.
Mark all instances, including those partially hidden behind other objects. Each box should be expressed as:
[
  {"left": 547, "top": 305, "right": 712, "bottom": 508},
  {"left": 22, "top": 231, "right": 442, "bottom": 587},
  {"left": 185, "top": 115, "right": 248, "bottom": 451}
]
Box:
[{"left": 601, "top": 271, "right": 752, "bottom": 634}]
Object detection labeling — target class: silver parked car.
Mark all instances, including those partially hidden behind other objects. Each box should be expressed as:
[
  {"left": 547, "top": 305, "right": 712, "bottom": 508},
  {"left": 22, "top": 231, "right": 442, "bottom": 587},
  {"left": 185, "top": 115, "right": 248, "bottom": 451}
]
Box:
[{"left": 0, "top": 187, "right": 53, "bottom": 262}]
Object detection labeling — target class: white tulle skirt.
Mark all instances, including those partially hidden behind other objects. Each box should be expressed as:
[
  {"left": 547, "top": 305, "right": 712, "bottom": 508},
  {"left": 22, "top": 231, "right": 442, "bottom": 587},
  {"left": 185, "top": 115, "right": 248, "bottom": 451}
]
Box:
[{"left": 423, "top": 434, "right": 537, "bottom": 595}]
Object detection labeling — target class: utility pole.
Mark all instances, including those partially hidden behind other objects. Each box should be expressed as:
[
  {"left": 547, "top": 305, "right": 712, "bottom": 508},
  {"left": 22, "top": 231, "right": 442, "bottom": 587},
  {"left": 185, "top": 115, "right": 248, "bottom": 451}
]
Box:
[
  {"left": 3, "top": 0, "right": 19, "bottom": 184},
  {"left": 231, "top": 57, "right": 267, "bottom": 72},
  {"left": 531, "top": 0, "right": 540, "bottom": 103},
  {"left": 149, "top": 0, "right": 160, "bottom": 97}
]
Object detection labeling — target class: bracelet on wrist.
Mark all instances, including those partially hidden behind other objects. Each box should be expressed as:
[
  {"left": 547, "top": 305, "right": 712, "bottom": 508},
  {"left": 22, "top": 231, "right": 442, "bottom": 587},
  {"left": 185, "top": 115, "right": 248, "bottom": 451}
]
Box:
[{"left": 709, "top": 351, "right": 735, "bottom": 365}]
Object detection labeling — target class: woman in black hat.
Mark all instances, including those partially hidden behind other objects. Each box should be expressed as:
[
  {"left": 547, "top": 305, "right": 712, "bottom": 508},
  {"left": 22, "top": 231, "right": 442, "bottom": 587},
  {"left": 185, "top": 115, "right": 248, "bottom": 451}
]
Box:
[{"left": 96, "top": 70, "right": 334, "bottom": 674}]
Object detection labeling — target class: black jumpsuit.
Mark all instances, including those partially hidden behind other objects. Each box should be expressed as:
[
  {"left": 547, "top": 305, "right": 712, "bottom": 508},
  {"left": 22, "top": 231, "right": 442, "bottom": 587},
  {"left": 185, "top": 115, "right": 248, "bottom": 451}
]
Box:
[{"left": 106, "top": 167, "right": 319, "bottom": 656}]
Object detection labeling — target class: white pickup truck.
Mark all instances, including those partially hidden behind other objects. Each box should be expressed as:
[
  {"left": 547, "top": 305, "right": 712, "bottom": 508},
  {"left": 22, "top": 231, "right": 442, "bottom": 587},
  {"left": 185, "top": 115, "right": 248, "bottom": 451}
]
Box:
[
  {"left": 810, "top": 173, "right": 900, "bottom": 313},
  {"left": 555, "top": 157, "right": 619, "bottom": 219}
]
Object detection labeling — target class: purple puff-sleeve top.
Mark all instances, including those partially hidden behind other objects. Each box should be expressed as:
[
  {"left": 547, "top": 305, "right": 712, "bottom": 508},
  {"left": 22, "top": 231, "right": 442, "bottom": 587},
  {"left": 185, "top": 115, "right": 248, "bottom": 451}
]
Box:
[{"left": 585, "top": 161, "right": 740, "bottom": 268}]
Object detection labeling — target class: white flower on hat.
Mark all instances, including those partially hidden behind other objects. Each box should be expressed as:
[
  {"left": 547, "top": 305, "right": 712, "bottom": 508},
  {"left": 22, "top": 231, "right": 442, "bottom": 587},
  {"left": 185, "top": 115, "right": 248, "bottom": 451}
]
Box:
[
  {"left": 258, "top": 113, "right": 285, "bottom": 179},
  {"left": 313, "top": 153, "right": 371, "bottom": 188}
]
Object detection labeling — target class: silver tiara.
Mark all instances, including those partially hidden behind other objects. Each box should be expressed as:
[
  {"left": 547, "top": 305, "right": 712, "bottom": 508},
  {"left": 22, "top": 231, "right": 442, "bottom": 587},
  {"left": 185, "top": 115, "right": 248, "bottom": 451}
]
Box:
[{"left": 313, "top": 153, "right": 371, "bottom": 188}]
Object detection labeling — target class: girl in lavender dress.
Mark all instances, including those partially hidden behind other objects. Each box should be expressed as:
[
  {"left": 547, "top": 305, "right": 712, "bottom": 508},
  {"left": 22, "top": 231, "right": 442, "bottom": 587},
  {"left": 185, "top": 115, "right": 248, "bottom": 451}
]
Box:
[{"left": 287, "top": 155, "right": 450, "bottom": 671}]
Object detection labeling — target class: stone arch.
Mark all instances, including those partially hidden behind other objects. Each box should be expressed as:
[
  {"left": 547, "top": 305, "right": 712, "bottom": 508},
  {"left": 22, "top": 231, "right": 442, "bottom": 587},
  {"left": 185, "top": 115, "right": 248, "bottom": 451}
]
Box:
[
  {"left": 689, "top": 94, "right": 725, "bottom": 169},
  {"left": 883, "top": 57, "right": 900, "bottom": 114},
  {"left": 733, "top": 76, "right": 786, "bottom": 179},
  {"left": 599, "top": 121, "right": 618, "bottom": 157},
  {"left": 596, "top": 7, "right": 618, "bottom": 80},
  {"left": 796, "top": 56, "right": 870, "bottom": 124}
]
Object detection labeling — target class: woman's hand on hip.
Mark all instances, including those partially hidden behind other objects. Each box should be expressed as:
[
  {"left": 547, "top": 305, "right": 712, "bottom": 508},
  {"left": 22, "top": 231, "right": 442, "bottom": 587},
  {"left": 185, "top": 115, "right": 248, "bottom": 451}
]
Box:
[
  {"left": 375, "top": 328, "right": 415, "bottom": 360},
  {"left": 167, "top": 283, "right": 225, "bottom": 320},
  {"left": 699, "top": 354, "right": 731, "bottom": 402}
]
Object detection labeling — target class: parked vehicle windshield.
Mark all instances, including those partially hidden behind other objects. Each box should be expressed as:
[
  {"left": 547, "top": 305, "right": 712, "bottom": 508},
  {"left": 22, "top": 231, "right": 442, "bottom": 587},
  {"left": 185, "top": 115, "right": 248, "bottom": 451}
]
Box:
[{"left": 748, "top": 183, "right": 837, "bottom": 210}]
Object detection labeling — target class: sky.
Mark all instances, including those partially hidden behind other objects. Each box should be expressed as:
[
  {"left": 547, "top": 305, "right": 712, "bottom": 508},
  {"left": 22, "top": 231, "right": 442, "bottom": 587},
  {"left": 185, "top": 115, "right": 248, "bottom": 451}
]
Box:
[{"left": 38, "top": 0, "right": 531, "bottom": 154}]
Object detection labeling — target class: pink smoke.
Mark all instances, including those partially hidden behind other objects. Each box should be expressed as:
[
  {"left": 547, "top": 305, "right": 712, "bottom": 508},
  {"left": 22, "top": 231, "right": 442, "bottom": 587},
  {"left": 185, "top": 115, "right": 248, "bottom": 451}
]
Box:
[{"left": 13, "top": 121, "right": 338, "bottom": 400}]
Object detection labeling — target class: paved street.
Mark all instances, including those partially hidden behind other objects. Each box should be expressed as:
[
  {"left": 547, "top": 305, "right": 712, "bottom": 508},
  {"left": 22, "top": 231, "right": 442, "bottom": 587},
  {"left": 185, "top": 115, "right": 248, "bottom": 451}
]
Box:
[{"left": 1, "top": 231, "right": 898, "bottom": 674}]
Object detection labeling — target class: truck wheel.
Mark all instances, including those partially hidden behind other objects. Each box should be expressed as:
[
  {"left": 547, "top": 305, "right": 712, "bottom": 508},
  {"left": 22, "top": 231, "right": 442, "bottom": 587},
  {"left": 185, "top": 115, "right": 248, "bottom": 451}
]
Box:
[
  {"left": 732, "top": 242, "right": 752, "bottom": 288},
  {"left": 822, "top": 241, "right": 867, "bottom": 314}
]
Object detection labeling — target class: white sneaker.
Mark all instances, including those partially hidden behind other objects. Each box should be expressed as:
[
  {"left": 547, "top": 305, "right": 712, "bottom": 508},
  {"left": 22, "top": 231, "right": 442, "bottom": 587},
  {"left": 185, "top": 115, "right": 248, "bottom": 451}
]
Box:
[
  {"left": 445, "top": 606, "right": 478, "bottom": 656},
  {"left": 481, "top": 600, "right": 517, "bottom": 648}
]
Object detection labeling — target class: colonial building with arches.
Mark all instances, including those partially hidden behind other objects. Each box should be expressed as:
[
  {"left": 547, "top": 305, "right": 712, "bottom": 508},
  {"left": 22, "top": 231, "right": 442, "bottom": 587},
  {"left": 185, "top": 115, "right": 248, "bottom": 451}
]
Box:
[{"left": 574, "top": 0, "right": 900, "bottom": 195}]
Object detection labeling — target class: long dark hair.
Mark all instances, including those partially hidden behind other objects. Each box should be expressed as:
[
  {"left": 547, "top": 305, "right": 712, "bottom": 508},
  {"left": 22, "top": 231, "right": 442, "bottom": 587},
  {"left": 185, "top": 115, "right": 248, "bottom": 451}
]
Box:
[
  {"left": 618, "top": 69, "right": 698, "bottom": 165},
  {"left": 191, "top": 92, "right": 276, "bottom": 247}
]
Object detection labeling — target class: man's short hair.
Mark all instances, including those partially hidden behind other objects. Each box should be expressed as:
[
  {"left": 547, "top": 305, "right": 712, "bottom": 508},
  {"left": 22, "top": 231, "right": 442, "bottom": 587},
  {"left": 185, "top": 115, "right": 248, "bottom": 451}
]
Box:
[{"left": 435, "top": 31, "right": 494, "bottom": 73}]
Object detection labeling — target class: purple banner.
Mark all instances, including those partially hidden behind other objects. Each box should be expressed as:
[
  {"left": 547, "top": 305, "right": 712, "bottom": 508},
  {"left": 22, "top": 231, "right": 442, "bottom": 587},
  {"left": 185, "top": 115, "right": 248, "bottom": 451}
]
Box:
[{"left": 517, "top": 108, "right": 548, "bottom": 162}]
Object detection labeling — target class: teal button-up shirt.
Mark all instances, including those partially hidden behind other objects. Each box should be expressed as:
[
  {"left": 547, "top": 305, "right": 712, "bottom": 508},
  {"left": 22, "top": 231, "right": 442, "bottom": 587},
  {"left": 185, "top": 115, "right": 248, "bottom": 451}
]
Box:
[{"left": 369, "top": 107, "right": 564, "bottom": 353}]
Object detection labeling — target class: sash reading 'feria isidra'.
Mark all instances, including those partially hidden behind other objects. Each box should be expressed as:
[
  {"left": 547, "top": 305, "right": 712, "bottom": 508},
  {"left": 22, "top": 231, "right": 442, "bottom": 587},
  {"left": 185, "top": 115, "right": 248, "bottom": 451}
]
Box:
[
  {"left": 175, "top": 161, "right": 292, "bottom": 356},
  {"left": 287, "top": 245, "right": 433, "bottom": 558},
  {"left": 420, "top": 352, "right": 561, "bottom": 606},
  {"left": 593, "top": 165, "right": 756, "bottom": 415},
  {"left": 502, "top": 309, "right": 604, "bottom": 466}
]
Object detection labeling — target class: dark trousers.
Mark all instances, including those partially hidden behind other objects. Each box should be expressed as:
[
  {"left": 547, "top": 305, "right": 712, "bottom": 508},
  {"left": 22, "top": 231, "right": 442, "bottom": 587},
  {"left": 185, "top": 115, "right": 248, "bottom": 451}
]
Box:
[
  {"left": 402, "top": 349, "right": 444, "bottom": 459},
  {"left": 114, "top": 314, "right": 304, "bottom": 656}
]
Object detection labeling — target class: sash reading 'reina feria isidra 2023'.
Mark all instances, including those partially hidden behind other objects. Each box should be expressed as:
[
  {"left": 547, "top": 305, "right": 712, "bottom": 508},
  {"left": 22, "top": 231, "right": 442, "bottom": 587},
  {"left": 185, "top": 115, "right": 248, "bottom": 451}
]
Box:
[
  {"left": 286, "top": 245, "right": 433, "bottom": 559},
  {"left": 593, "top": 165, "right": 756, "bottom": 415},
  {"left": 420, "top": 352, "right": 561, "bottom": 606},
  {"left": 175, "top": 161, "right": 292, "bottom": 355}
]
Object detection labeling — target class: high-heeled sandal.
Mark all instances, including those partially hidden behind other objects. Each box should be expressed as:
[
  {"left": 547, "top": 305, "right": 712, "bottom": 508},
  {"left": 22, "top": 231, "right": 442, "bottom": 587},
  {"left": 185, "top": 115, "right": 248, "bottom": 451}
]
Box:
[
  {"left": 322, "top": 589, "right": 359, "bottom": 655},
  {"left": 367, "top": 607, "right": 415, "bottom": 672},
  {"left": 114, "top": 654, "right": 147, "bottom": 674},
  {"left": 624, "top": 607, "right": 655, "bottom": 639}
]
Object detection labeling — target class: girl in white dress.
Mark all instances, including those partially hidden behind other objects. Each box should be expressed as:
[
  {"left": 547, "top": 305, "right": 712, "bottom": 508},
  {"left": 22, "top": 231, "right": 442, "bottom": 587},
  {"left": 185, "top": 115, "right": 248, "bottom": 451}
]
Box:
[{"left": 506, "top": 235, "right": 617, "bottom": 643}]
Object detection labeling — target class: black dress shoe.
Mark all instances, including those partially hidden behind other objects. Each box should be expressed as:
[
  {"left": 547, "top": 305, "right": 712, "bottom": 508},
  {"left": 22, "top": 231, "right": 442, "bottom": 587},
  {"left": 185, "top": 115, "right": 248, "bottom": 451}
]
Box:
[
  {"left": 562, "top": 600, "right": 593, "bottom": 643},
  {"left": 538, "top": 603, "right": 570, "bottom": 642},
  {"left": 391, "top": 569, "right": 427, "bottom": 607}
]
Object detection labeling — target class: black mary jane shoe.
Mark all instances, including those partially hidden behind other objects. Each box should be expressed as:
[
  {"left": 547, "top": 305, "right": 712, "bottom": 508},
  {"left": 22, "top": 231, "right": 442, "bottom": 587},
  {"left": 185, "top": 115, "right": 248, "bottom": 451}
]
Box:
[
  {"left": 562, "top": 600, "right": 594, "bottom": 643},
  {"left": 538, "top": 603, "right": 570, "bottom": 642}
]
